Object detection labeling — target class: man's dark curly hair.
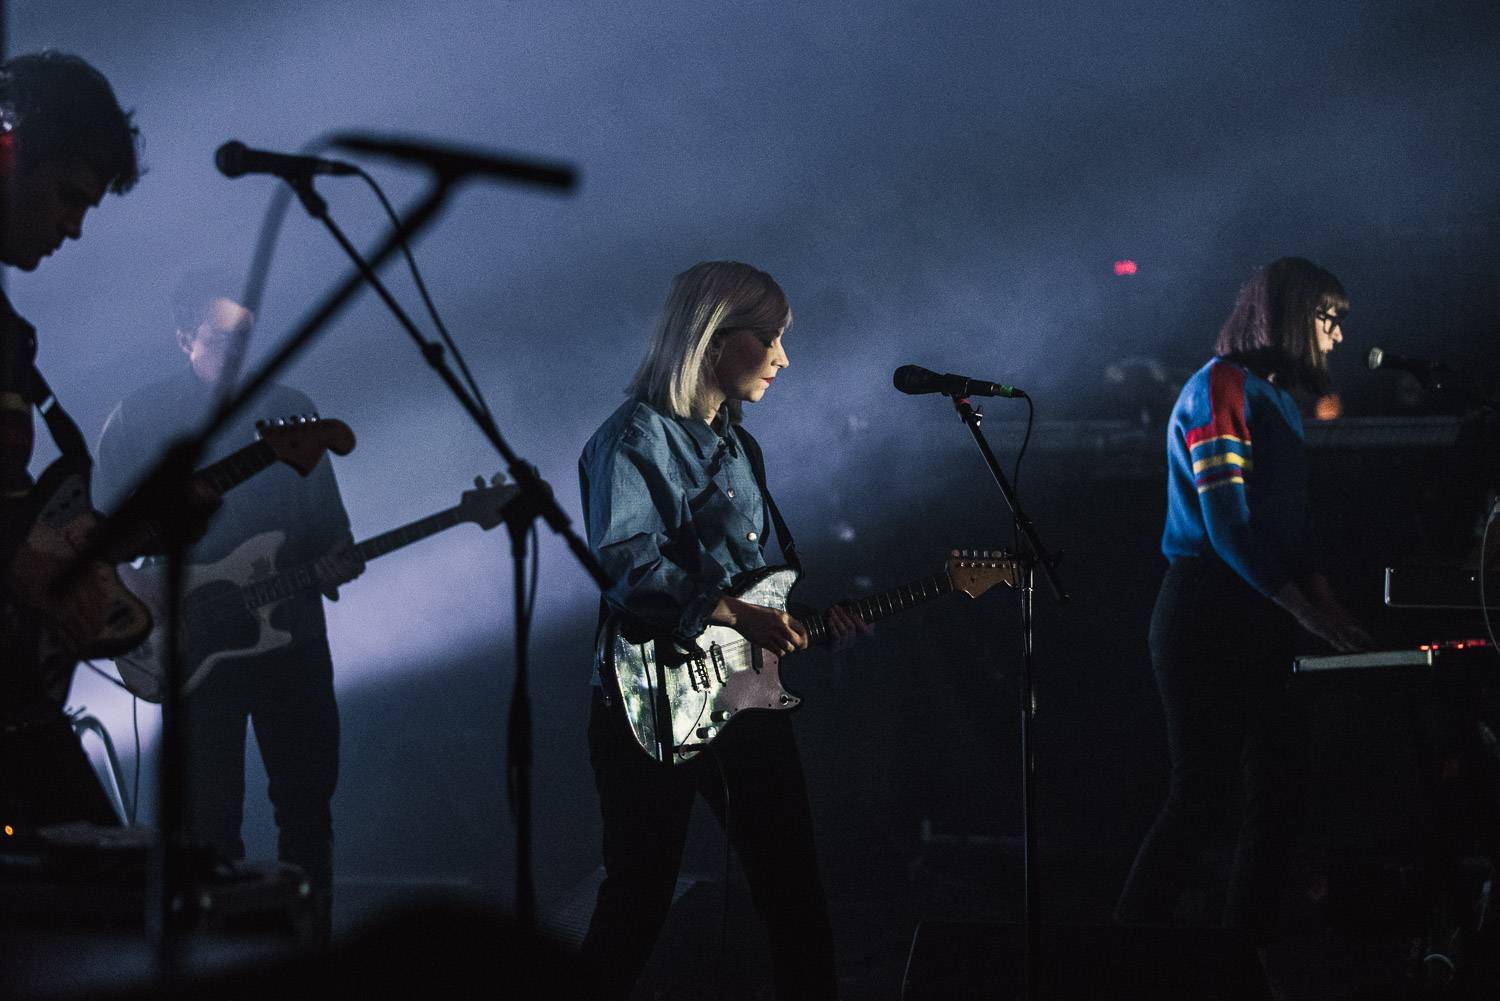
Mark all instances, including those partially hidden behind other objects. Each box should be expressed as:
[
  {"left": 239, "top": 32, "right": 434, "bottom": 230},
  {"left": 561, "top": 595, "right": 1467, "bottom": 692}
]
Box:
[{"left": 0, "top": 50, "right": 142, "bottom": 194}]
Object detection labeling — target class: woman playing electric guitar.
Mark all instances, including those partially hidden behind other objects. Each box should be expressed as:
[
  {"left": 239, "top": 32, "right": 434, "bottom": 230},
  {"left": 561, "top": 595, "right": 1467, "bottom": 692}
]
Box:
[{"left": 577, "top": 260, "right": 869, "bottom": 1000}]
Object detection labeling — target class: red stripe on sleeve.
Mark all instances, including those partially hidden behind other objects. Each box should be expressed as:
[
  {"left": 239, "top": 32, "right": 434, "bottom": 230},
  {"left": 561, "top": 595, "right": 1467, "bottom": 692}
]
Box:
[{"left": 1184, "top": 362, "right": 1250, "bottom": 450}]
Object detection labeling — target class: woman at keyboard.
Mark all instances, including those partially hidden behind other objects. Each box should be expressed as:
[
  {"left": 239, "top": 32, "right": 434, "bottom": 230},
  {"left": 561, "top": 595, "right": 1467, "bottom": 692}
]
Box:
[{"left": 1115, "top": 256, "right": 1375, "bottom": 943}]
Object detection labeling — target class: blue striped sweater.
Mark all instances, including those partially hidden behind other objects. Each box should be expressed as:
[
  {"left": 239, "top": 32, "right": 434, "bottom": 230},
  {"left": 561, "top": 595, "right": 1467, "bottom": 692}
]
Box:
[{"left": 1161, "top": 358, "right": 1317, "bottom": 596}]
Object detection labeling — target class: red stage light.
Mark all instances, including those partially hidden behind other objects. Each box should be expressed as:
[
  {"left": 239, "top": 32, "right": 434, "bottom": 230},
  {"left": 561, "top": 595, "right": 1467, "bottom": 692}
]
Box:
[{"left": 1113, "top": 260, "right": 1138, "bottom": 276}]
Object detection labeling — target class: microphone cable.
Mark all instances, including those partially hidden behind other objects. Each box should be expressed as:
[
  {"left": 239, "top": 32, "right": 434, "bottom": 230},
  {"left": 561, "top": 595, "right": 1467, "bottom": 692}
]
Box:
[
  {"left": 1011, "top": 394, "right": 1035, "bottom": 553},
  {"left": 238, "top": 135, "right": 493, "bottom": 421},
  {"left": 1482, "top": 497, "right": 1498, "bottom": 653}
]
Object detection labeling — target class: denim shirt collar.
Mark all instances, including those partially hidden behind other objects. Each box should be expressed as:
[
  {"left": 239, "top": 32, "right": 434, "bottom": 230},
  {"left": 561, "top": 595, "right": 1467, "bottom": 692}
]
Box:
[{"left": 679, "top": 410, "right": 740, "bottom": 461}]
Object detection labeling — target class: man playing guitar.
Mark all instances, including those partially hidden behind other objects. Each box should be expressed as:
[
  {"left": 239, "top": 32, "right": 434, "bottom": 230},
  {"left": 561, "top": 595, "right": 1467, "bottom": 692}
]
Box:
[
  {"left": 0, "top": 51, "right": 147, "bottom": 839},
  {"left": 95, "top": 270, "right": 363, "bottom": 941}
]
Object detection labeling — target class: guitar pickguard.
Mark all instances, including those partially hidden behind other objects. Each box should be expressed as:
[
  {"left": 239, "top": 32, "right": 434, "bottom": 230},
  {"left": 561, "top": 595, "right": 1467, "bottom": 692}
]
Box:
[{"left": 114, "top": 531, "right": 291, "bottom": 702}]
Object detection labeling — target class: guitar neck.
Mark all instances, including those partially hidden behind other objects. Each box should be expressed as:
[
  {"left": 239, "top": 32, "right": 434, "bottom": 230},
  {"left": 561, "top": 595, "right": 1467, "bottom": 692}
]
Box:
[
  {"left": 101, "top": 440, "right": 284, "bottom": 564},
  {"left": 802, "top": 570, "right": 955, "bottom": 645},
  {"left": 193, "top": 439, "right": 282, "bottom": 495},
  {"left": 238, "top": 505, "right": 467, "bottom": 610},
  {"left": 355, "top": 507, "right": 465, "bottom": 563}
]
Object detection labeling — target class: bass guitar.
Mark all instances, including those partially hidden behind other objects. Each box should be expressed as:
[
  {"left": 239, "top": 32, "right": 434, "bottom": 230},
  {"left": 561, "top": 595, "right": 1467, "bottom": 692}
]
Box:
[
  {"left": 602, "top": 549, "right": 1019, "bottom": 765},
  {"left": 113, "top": 474, "right": 518, "bottom": 702},
  {"left": 3, "top": 415, "right": 355, "bottom": 669}
]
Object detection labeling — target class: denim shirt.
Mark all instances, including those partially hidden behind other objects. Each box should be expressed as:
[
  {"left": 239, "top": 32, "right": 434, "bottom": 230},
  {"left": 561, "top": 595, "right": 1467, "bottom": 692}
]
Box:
[{"left": 579, "top": 398, "right": 769, "bottom": 655}]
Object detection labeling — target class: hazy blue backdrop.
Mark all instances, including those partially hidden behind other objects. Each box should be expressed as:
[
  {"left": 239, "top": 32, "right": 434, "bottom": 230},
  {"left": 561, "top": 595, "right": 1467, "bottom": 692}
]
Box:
[{"left": 13, "top": 0, "right": 1497, "bottom": 937}]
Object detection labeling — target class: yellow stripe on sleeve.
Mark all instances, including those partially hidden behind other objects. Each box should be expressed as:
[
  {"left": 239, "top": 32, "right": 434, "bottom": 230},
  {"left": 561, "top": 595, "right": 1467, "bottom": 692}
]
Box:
[
  {"left": 1196, "top": 475, "right": 1246, "bottom": 494},
  {"left": 1191, "top": 453, "right": 1253, "bottom": 474}
]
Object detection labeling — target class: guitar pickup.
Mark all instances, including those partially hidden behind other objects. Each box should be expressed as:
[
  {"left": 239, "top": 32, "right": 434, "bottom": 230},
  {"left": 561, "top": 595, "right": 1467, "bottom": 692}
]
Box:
[{"left": 708, "top": 643, "right": 729, "bottom": 684}]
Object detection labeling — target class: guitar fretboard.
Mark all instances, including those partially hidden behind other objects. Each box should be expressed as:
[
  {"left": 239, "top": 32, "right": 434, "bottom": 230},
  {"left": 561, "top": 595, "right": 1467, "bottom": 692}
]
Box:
[{"left": 802, "top": 570, "right": 955, "bottom": 645}]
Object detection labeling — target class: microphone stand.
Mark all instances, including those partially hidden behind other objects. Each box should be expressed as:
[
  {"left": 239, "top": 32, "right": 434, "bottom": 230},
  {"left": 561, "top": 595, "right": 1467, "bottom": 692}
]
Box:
[
  {"left": 274, "top": 171, "right": 610, "bottom": 936},
  {"left": 63, "top": 160, "right": 608, "bottom": 969},
  {"left": 144, "top": 441, "right": 202, "bottom": 982},
  {"left": 947, "top": 395, "right": 1067, "bottom": 1001}
]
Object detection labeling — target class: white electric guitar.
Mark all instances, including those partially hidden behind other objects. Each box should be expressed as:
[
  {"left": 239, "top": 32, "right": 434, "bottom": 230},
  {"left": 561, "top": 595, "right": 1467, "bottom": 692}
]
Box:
[
  {"left": 113, "top": 474, "right": 517, "bottom": 702},
  {"left": 602, "top": 549, "right": 1020, "bottom": 765}
]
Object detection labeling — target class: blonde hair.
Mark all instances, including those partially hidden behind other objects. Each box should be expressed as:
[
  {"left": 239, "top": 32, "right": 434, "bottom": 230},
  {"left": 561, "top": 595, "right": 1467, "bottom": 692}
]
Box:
[{"left": 626, "top": 261, "right": 791, "bottom": 421}]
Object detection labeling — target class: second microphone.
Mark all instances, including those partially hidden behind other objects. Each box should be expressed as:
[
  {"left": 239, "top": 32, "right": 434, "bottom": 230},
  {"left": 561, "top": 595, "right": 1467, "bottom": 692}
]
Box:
[{"left": 893, "top": 364, "right": 1026, "bottom": 399}]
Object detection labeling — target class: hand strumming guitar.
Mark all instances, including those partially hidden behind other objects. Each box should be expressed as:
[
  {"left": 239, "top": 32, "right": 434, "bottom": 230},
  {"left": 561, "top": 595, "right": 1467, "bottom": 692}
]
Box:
[{"left": 713, "top": 593, "right": 808, "bottom": 656}]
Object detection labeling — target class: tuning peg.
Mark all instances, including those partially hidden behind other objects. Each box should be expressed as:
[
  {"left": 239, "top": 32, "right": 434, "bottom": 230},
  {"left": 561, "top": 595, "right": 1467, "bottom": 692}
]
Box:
[
  {"left": 311, "top": 412, "right": 320, "bottom": 421},
  {"left": 474, "top": 476, "right": 485, "bottom": 488}
]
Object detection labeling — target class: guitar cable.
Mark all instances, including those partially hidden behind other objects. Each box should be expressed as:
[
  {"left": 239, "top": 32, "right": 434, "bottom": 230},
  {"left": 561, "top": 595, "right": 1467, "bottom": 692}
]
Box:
[
  {"left": 131, "top": 694, "right": 141, "bottom": 826},
  {"left": 78, "top": 659, "right": 144, "bottom": 825}
]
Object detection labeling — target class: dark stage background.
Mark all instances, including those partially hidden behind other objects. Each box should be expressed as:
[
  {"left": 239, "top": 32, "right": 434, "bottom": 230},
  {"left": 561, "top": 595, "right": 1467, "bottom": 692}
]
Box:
[{"left": 5, "top": 0, "right": 1499, "bottom": 997}]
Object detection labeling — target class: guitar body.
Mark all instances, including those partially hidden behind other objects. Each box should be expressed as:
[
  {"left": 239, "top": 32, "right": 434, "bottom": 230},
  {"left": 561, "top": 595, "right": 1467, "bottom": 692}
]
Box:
[
  {"left": 604, "top": 565, "right": 803, "bottom": 766},
  {"left": 4, "top": 458, "right": 153, "bottom": 660},
  {"left": 115, "top": 531, "right": 293, "bottom": 702}
]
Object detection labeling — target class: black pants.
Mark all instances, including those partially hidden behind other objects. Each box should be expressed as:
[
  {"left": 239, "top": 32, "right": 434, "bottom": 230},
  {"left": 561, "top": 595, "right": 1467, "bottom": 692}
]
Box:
[
  {"left": 580, "top": 687, "right": 837, "bottom": 1000},
  {"left": 1116, "top": 556, "right": 1303, "bottom": 939},
  {"left": 183, "top": 640, "right": 339, "bottom": 937}
]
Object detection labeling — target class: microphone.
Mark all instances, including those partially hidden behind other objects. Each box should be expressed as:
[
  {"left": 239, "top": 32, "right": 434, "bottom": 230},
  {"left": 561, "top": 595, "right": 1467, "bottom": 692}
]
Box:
[
  {"left": 1367, "top": 346, "right": 1451, "bottom": 384},
  {"left": 215, "top": 140, "right": 357, "bottom": 179},
  {"left": 329, "top": 134, "right": 578, "bottom": 191},
  {"left": 893, "top": 364, "right": 1026, "bottom": 399}
]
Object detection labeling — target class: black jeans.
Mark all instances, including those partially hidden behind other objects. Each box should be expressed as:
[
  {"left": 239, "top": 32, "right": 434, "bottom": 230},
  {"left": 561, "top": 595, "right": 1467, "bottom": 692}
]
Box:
[
  {"left": 1116, "top": 556, "right": 1303, "bottom": 939},
  {"left": 580, "top": 686, "right": 837, "bottom": 1000},
  {"left": 183, "top": 640, "right": 339, "bottom": 938}
]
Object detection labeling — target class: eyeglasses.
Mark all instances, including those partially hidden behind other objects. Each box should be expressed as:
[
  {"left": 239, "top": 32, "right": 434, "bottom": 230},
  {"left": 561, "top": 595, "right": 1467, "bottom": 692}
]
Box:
[{"left": 1315, "top": 310, "right": 1346, "bottom": 329}]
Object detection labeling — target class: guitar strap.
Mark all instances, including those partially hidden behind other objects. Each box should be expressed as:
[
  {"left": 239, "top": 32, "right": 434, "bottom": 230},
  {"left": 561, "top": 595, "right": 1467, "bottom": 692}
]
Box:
[
  {"left": 27, "top": 365, "right": 92, "bottom": 467},
  {"left": 731, "top": 422, "right": 800, "bottom": 571}
]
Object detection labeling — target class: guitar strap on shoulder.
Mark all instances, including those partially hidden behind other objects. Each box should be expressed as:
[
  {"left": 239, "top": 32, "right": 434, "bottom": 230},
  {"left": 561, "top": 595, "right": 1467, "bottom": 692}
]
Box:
[
  {"left": 27, "top": 366, "right": 92, "bottom": 466},
  {"left": 731, "top": 422, "right": 800, "bottom": 571}
]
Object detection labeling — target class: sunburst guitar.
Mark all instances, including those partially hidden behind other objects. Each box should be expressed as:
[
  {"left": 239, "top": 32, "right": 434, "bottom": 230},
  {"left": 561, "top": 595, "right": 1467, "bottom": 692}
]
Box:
[
  {"left": 602, "top": 549, "right": 1019, "bottom": 765},
  {"left": 3, "top": 415, "right": 355, "bottom": 673}
]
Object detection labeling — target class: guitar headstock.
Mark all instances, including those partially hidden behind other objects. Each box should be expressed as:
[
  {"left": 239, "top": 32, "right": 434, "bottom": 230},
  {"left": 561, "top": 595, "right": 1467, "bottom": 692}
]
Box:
[
  {"left": 256, "top": 415, "right": 356, "bottom": 475},
  {"left": 457, "top": 473, "right": 521, "bottom": 530},
  {"left": 946, "top": 548, "right": 1020, "bottom": 597}
]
